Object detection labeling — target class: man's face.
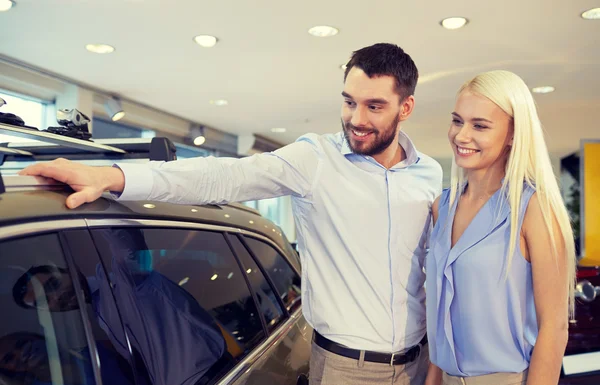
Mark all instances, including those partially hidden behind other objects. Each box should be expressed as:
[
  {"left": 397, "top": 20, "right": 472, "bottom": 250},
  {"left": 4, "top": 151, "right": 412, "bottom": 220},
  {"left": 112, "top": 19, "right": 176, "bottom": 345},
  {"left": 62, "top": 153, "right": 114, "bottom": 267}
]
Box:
[
  {"left": 341, "top": 67, "right": 403, "bottom": 156},
  {"left": 22, "top": 271, "right": 79, "bottom": 312}
]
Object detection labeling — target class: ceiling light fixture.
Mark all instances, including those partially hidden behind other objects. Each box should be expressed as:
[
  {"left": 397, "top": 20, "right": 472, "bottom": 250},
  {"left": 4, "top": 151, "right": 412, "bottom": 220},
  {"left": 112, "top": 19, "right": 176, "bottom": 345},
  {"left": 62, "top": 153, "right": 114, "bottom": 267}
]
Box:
[
  {"left": 193, "top": 35, "right": 218, "bottom": 48},
  {"left": 0, "top": 0, "right": 14, "bottom": 12},
  {"left": 271, "top": 127, "right": 286, "bottom": 133},
  {"left": 85, "top": 43, "right": 115, "bottom": 54},
  {"left": 209, "top": 99, "right": 228, "bottom": 106},
  {"left": 581, "top": 8, "right": 600, "bottom": 20},
  {"left": 532, "top": 86, "right": 555, "bottom": 94},
  {"left": 308, "top": 25, "right": 339, "bottom": 37},
  {"left": 440, "top": 17, "right": 469, "bottom": 30},
  {"left": 191, "top": 125, "right": 206, "bottom": 146},
  {"left": 105, "top": 97, "right": 125, "bottom": 121}
]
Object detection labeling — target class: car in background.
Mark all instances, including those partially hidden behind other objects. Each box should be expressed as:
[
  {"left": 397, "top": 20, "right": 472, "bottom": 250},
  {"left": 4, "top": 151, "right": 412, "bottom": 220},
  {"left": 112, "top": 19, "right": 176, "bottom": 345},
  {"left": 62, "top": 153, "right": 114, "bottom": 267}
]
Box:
[{"left": 560, "top": 266, "right": 600, "bottom": 384}]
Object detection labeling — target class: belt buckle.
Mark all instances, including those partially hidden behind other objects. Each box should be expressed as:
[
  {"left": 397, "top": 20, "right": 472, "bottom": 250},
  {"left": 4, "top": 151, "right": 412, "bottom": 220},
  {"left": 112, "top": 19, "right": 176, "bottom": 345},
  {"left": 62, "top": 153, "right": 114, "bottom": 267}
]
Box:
[{"left": 389, "top": 352, "right": 396, "bottom": 366}]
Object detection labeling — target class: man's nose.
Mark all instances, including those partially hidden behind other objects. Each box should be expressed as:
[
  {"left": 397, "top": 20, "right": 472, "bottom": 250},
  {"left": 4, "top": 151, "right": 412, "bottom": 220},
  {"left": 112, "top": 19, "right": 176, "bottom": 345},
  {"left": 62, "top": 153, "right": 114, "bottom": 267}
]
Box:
[{"left": 351, "top": 106, "right": 369, "bottom": 127}]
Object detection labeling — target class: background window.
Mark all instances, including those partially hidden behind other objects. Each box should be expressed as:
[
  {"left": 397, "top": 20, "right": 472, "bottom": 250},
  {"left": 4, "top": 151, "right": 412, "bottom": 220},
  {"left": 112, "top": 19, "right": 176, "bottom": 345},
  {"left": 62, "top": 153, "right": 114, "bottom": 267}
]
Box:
[
  {"left": 90, "top": 228, "right": 266, "bottom": 385},
  {"left": 243, "top": 237, "right": 301, "bottom": 312},
  {"left": 0, "top": 234, "right": 97, "bottom": 385},
  {"left": 0, "top": 90, "right": 48, "bottom": 144}
]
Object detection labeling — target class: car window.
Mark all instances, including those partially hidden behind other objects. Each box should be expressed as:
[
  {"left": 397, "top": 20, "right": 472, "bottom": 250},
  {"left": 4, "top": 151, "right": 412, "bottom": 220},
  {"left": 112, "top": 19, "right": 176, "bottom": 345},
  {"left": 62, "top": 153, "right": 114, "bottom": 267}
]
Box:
[
  {"left": 0, "top": 233, "right": 97, "bottom": 385},
  {"left": 228, "top": 235, "right": 285, "bottom": 332},
  {"left": 90, "top": 227, "right": 266, "bottom": 385},
  {"left": 243, "top": 237, "right": 301, "bottom": 312},
  {"left": 62, "top": 230, "right": 138, "bottom": 385}
]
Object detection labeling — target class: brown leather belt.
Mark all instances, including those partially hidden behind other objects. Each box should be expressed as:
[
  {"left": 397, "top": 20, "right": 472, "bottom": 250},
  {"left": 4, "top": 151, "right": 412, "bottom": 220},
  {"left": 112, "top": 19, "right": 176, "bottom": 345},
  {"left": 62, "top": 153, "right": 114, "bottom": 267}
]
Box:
[{"left": 313, "top": 331, "right": 427, "bottom": 366}]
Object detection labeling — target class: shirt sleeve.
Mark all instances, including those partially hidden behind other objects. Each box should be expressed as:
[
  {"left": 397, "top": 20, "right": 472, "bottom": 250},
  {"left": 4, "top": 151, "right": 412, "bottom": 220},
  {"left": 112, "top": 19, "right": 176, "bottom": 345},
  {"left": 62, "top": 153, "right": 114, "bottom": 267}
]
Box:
[{"left": 114, "top": 135, "right": 323, "bottom": 205}]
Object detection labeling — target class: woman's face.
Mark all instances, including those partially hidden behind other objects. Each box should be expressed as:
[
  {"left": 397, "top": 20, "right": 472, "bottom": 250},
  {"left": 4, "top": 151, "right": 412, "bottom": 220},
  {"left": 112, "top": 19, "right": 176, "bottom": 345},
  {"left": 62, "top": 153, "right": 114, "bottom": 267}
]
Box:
[{"left": 448, "top": 90, "right": 513, "bottom": 172}]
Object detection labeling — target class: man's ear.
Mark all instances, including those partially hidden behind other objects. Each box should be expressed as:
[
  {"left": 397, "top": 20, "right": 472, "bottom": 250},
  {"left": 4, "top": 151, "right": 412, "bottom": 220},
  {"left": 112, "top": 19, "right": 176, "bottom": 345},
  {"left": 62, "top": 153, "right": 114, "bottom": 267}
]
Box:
[{"left": 399, "top": 95, "right": 415, "bottom": 122}]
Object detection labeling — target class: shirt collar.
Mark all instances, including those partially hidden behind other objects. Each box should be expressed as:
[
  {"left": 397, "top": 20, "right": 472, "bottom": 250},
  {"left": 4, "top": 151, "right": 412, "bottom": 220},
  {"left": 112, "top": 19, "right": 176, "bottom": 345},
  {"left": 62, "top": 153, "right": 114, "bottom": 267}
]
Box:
[{"left": 340, "top": 130, "right": 420, "bottom": 168}]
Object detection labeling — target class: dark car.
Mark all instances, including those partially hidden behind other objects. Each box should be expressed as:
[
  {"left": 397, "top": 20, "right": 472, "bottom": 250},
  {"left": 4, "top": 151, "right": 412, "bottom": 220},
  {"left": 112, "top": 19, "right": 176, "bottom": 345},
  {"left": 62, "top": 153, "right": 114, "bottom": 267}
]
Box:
[
  {"left": 560, "top": 266, "right": 600, "bottom": 384},
  {"left": 0, "top": 174, "right": 312, "bottom": 385}
]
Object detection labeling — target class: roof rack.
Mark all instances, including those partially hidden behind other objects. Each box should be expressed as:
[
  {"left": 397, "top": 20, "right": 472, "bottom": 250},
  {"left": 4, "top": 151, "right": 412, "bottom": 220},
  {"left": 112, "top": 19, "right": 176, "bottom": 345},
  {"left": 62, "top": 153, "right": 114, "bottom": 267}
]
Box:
[{"left": 0, "top": 121, "right": 177, "bottom": 166}]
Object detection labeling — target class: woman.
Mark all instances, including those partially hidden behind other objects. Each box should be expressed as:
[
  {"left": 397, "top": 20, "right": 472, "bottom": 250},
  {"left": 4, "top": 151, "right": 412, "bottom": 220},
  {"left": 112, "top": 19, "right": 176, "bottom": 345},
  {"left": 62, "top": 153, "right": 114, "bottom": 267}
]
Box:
[{"left": 424, "top": 70, "right": 576, "bottom": 385}]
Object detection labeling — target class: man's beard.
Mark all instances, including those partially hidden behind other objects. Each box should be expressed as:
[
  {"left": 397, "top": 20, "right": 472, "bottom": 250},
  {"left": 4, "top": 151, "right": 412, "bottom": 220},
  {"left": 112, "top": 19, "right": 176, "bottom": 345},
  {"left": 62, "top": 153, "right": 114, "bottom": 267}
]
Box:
[{"left": 342, "top": 114, "right": 400, "bottom": 156}]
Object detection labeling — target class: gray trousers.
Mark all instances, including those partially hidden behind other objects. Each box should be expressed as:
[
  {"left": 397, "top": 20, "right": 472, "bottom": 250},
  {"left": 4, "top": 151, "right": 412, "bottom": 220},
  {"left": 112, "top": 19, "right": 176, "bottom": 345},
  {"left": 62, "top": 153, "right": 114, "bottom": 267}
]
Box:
[
  {"left": 442, "top": 370, "right": 528, "bottom": 385},
  {"left": 309, "top": 342, "right": 430, "bottom": 385}
]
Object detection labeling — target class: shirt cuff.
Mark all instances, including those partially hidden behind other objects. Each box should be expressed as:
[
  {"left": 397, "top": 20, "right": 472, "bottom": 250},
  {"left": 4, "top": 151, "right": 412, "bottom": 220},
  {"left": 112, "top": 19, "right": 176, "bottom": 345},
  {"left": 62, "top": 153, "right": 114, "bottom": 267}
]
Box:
[{"left": 111, "top": 163, "right": 154, "bottom": 201}]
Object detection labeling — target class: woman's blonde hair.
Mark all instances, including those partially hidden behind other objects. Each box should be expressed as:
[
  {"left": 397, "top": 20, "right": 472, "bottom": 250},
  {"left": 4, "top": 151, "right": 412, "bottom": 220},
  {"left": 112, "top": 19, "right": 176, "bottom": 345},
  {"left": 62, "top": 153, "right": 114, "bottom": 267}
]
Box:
[{"left": 449, "top": 70, "right": 576, "bottom": 317}]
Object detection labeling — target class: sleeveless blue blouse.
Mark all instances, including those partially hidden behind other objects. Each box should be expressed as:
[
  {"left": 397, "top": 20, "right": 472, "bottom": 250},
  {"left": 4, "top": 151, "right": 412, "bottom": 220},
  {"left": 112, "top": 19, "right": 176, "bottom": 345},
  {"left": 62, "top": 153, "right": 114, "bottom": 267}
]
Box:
[{"left": 426, "top": 184, "right": 538, "bottom": 376}]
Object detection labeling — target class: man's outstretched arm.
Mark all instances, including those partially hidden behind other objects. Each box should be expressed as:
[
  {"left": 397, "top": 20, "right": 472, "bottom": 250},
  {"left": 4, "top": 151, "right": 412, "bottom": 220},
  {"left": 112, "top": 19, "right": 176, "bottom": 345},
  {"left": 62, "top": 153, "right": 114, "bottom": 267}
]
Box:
[{"left": 19, "top": 136, "right": 322, "bottom": 209}]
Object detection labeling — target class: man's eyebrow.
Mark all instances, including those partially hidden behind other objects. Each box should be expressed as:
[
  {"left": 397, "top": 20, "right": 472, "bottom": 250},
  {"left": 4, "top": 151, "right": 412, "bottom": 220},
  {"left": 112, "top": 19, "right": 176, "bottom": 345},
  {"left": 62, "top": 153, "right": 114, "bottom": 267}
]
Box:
[
  {"left": 365, "top": 98, "right": 388, "bottom": 105},
  {"left": 342, "top": 92, "right": 388, "bottom": 105}
]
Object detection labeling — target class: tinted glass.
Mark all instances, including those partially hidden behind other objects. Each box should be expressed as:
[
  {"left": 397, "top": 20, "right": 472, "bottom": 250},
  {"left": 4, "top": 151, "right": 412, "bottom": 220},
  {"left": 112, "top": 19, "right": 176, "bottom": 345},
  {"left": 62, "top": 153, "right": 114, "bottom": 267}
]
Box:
[
  {"left": 62, "top": 230, "right": 137, "bottom": 385},
  {"left": 91, "top": 228, "right": 266, "bottom": 385},
  {"left": 0, "top": 234, "right": 97, "bottom": 385},
  {"left": 244, "top": 237, "right": 301, "bottom": 312},
  {"left": 229, "top": 235, "right": 285, "bottom": 332}
]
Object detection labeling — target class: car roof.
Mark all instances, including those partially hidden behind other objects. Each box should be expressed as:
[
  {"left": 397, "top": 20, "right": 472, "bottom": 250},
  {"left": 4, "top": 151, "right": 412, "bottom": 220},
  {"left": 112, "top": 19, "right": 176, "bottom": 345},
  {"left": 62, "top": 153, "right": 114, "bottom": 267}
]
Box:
[{"left": 0, "top": 176, "right": 297, "bottom": 266}]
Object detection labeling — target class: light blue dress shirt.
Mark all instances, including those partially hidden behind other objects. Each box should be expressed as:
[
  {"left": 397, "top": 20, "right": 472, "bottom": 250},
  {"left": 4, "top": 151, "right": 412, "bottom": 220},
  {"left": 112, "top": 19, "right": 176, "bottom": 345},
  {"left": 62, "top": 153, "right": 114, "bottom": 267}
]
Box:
[
  {"left": 116, "top": 131, "right": 442, "bottom": 352},
  {"left": 426, "top": 185, "right": 538, "bottom": 376}
]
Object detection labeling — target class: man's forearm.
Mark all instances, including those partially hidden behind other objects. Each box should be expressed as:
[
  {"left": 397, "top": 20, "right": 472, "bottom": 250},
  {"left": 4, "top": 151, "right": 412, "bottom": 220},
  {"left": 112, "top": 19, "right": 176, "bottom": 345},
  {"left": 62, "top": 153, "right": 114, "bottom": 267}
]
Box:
[{"left": 103, "top": 166, "right": 125, "bottom": 193}]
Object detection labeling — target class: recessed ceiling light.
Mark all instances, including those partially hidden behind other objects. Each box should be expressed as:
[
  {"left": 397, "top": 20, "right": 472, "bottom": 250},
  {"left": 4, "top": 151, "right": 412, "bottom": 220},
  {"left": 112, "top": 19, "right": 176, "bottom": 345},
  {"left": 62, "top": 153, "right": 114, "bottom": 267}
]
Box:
[
  {"left": 581, "top": 8, "right": 600, "bottom": 20},
  {"left": 440, "top": 17, "right": 469, "bottom": 30},
  {"left": 85, "top": 44, "right": 115, "bottom": 54},
  {"left": 193, "top": 35, "right": 218, "bottom": 48},
  {"left": 210, "top": 99, "right": 228, "bottom": 106},
  {"left": 271, "top": 127, "right": 286, "bottom": 133},
  {"left": 0, "top": 0, "right": 15, "bottom": 12},
  {"left": 308, "top": 25, "right": 339, "bottom": 37},
  {"left": 532, "top": 86, "right": 555, "bottom": 94},
  {"left": 143, "top": 204, "right": 156, "bottom": 209}
]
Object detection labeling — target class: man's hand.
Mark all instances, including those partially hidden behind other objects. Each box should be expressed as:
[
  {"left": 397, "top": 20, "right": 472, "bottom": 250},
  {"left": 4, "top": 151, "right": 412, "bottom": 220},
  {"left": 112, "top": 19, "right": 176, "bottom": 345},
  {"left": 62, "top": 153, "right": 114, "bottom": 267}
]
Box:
[{"left": 19, "top": 158, "right": 125, "bottom": 209}]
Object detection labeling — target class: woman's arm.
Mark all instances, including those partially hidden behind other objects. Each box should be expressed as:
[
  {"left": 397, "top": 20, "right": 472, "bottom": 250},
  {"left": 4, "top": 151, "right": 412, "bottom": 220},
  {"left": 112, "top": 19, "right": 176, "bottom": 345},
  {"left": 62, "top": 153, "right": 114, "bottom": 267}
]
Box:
[
  {"left": 424, "top": 362, "right": 443, "bottom": 385},
  {"left": 523, "top": 193, "right": 569, "bottom": 385}
]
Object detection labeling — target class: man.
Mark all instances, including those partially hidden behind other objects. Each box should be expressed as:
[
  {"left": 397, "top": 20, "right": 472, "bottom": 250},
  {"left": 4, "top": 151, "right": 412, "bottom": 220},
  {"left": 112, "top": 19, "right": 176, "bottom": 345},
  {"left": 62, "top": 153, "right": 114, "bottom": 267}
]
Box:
[{"left": 21, "top": 43, "right": 443, "bottom": 385}]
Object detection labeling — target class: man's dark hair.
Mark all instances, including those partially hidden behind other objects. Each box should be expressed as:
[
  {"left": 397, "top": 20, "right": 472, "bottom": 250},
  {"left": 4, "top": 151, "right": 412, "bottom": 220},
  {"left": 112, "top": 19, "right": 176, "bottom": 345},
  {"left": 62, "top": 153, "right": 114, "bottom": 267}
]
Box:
[
  {"left": 344, "top": 43, "right": 419, "bottom": 100},
  {"left": 12, "top": 265, "right": 69, "bottom": 308}
]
